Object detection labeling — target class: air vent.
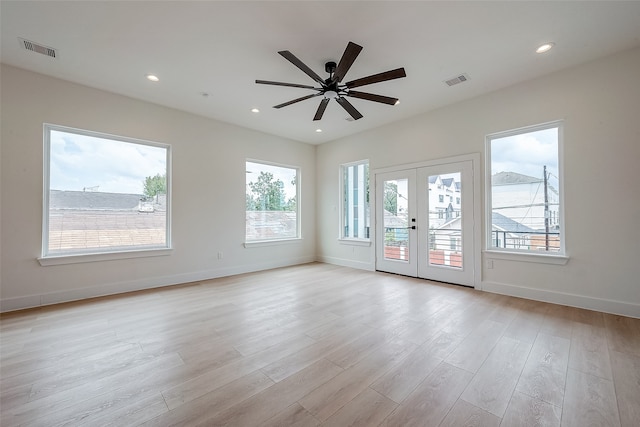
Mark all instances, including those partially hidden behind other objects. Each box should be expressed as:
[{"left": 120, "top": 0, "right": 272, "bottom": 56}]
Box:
[
  {"left": 444, "top": 73, "right": 469, "bottom": 87},
  {"left": 18, "top": 38, "right": 57, "bottom": 58}
]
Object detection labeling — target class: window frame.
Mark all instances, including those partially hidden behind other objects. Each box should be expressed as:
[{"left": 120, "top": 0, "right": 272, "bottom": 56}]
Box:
[
  {"left": 40, "top": 124, "right": 172, "bottom": 265},
  {"left": 485, "top": 120, "right": 567, "bottom": 263},
  {"left": 244, "top": 159, "right": 301, "bottom": 245},
  {"left": 339, "top": 159, "right": 371, "bottom": 245}
]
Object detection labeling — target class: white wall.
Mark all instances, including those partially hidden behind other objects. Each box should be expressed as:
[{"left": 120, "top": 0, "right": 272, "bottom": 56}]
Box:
[
  {"left": 317, "top": 48, "right": 640, "bottom": 318},
  {"left": 0, "top": 64, "right": 316, "bottom": 311},
  {"left": 3, "top": 49, "right": 639, "bottom": 317}
]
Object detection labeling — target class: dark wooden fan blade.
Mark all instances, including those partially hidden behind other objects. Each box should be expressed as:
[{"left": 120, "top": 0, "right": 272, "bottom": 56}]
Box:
[
  {"left": 332, "top": 41, "right": 363, "bottom": 84},
  {"left": 278, "top": 50, "right": 325, "bottom": 85},
  {"left": 313, "top": 98, "right": 330, "bottom": 121},
  {"left": 346, "top": 90, "right": 399, "bottom": 105},
  {"left": 345, "top": 68, "right": 406, "bottom": 89},
  {"left": 336, "top": 97, "right": 363, "bottom": 120},
  {"left": 256, "top": 80, "right": 318, "bottom": 90},
  {"left": 273, "top": 93, "right": 321, "bottom": 109}
]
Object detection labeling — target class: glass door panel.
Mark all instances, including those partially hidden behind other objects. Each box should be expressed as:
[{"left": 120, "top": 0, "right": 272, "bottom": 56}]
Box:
[
  {"left": 376, "top": 170, "right": 417, "bottom": 277},
  {"left": 382, "top": 178, "right": 410, "bottom": 261},
  {"left": 427, "top": 172, "right": 463, "bottom": 269}
]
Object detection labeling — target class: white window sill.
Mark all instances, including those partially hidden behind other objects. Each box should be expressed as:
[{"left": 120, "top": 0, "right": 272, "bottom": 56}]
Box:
[
  {"left": 338, "top": 238, "right": 371, "bottom": 247},
  {"left": 38, "top": 247, "right": 173, "bottom": 266},
  {"left": 244, "top": 238, "right": 302, "bottom": 248},
  {"left": 483, "top": 250, "right": 569, "bottom": 265}
]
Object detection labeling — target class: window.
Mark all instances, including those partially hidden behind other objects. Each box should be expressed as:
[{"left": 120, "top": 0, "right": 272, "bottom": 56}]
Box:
[
  {"left": 486, "top": 121, "right": 564, "bottom": 255},
  {"left": 439, "top": 195, "right": 444, "bottom": 203},
  {"left": 450, "top": 237, "right": 460, "bottom": 251},
  {"left": 246, "top": 160, "right": 299, "bottom": 241},
  {"left": 43, "top": 124, "right": 170, "bottom": 258},
  {"left": 341, "top": 161, "right": 370, "bottom": 240}
]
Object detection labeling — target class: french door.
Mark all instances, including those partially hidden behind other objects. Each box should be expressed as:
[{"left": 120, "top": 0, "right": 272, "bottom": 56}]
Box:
[{"left": 375, "top": 160, "right": 475, "bottom": 287}]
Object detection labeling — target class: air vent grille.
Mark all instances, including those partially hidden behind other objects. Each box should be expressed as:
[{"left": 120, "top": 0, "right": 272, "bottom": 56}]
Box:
[
  {"left": 18, "top": 38, "right": 57, "bottom": 58},
  {"left": 444, "top": 73, "right": 469, "bottom": 87}
]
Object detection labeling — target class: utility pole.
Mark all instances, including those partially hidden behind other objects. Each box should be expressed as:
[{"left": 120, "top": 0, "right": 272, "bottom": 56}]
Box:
[{"left": 543, "top": 165, "right": 550, "bottom": 251}]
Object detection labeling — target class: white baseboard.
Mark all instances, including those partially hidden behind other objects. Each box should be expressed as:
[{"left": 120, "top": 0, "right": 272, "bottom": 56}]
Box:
[
  {"left": 483, "top": 280, "right": 640, "bottom": 319},
  {"left": 316, "top": 255, "right": 375, "bottom": 271},
  {"left": 4, "top": 263, "right": 636, "bottom": 319},
  {"left": 0, "top": 256, "right": 315, "bottom": 313}
]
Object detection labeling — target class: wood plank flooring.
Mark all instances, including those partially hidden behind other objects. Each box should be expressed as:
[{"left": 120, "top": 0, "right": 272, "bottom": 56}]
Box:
[{"left": 1, "top": 263, "right": 639, "bottom": 426}]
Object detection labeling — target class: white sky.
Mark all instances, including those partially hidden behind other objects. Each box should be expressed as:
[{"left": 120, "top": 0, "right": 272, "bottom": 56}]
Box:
[
  {"left": 49, "top": 126, "right": 556, "bottom": 197},
  {"left": 49, "top": 130, "right": 167, "bottom": 194},
  {"left": 491, "top": 127, "right": 559, "bottom": 187}
]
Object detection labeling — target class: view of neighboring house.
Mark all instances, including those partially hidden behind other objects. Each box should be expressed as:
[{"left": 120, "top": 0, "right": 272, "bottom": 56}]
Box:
[
  {"left": 49, "top": 188, "right": 296, "bottom": 250},
  {"left": 382, "top": 170, "right": 563, "bottom": 261},
  {"left": 383, "top": 208, "right": 409, "bottom": 260},
  {"left": 425, "top": 170, "right": 562, "bottom": 261},
  {"left": 491, "top": 171, "right": 560, "bottom": 251},
  {"left": 426, "top": 173, "right": 463, "bottom": 266},
  {"left": 48, "top": 190, "right": 166, "bottom": 252},
  {"left": 245, "top": 211, "right": 297, "bottom": 241},
  {"left": 384, "top": 174, "right": 463, "bottom": 262},
  {"left": 428, "top": 174, "right": 461, "bottom": 228},
  {"left": 491, "top": 171, "right": 560, "bottom": 230},
  {"left": 428, "top": 215, "right": 463, "bottom": 267},
  {"left": 490, "top": 211, "right": 536, "bottom": 250}
]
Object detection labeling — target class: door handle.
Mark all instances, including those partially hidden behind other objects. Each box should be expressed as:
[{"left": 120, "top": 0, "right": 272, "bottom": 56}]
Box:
[{"left": 407, "top": 225, "right": 416, "bottom": 230}]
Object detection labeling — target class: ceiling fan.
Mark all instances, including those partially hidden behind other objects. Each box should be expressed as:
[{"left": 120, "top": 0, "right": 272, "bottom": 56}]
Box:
[{"left": 256, "top": 41, "right": 406, "bottom": 121}]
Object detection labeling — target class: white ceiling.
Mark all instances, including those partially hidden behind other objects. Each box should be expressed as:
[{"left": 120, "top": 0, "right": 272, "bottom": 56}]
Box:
[{"left": 2, "top": 1, "right": 640, "bottom": 144}]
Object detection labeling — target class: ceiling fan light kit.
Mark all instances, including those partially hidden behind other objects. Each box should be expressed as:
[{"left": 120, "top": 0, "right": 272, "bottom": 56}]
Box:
[{"left": 256, "top": 41, "right": 406, "bottom": 121}]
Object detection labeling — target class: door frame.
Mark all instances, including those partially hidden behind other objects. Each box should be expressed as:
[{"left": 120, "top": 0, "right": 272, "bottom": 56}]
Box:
[{"left": 371, "top": 153, "right": 482, "bottom": 289}]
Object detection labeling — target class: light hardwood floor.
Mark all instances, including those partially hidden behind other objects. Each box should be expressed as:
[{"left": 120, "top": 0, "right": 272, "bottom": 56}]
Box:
[{"left": 1, "top": 263, "right": 639, "bottom": 426}]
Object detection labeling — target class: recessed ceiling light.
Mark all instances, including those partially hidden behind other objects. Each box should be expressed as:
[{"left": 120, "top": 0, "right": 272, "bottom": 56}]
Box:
[
  {"left": 146, "top": 74, "right": 159, "bottom": 82},
  {"left": 536, "top": 43, "right": 555, "bottom": 54},
  {"left": 394, "top": 100, "right": 400, "bottom": 106},
  {"left": 315, "top": 129, "right": 322, "bottom": 133},
  {"left": 251, "top": 108, "right": 260, "bottom": 113}
]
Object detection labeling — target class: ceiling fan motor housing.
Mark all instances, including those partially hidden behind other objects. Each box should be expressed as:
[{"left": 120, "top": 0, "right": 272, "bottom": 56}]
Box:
[{"left": 325, "top": 61, "right": 337, "bottom": 74}]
